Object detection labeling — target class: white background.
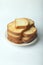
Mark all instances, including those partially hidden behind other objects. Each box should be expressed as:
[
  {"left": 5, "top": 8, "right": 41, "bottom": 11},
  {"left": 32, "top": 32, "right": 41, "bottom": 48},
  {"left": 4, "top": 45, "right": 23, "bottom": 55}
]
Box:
[{"left": 0, "top": 0, "right": 43, "bottom": 65}]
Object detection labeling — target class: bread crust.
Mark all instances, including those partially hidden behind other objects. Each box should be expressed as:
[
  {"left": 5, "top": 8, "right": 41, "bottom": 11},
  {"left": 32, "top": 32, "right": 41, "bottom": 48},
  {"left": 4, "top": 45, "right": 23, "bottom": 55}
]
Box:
[
  {"left": 7, "top": 33, "right": 37, "bottom": 44},
  {"left": 7, "top": 18, "right": 37, "bottom": 44},
  {"left": 7, "top": 19, "right": 35, "bottom": 35},
  {"left": 15, "top": 25, "right": 30, "bottom": 29},
  {"left": 23, "top": 26, "right": 37, "bottom": 37},
  {"left": 7, "top": 21, "right": 25, "bottom": 35},
  {"left": 15, "top": 18, "right": 30, "bottom": 29},
  {"left": 23, "top": 18, "right": 34, "bottom": 27},
  {"left": 22, "top": 34, "right": 37, "bottom": 43},
  {"left": 7, "top": 35, "right": 22, "bottom": 44},
  {"left": 7, "top": 31, "right": 22, "bottom": 39}
]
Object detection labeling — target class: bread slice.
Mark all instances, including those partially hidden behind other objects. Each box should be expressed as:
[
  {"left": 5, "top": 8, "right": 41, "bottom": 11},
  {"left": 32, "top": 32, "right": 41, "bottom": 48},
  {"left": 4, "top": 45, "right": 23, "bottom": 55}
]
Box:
[
  {"left": 7, "top": 31, "right": 21, "bottom": 39},
  {"left": 7, "top": 21, "right": 25, "bottom": 35},
  {"left": 22, "top": 34, "right": 37, "bottom": 43},
  {"left": 29, "top": 19, "right": 34, "bottom": 27},
  {"left": 15, "top": 18, "right": 30, "bottom": 29},
  {"left": 23, "top": 26, "right": 37, "bottom": 37},
  {"left": 7, "top": 35, "right": 22, "bottom": 44},
  {"left": 22, "top": 18, "right": 34, "bottom": 27}
]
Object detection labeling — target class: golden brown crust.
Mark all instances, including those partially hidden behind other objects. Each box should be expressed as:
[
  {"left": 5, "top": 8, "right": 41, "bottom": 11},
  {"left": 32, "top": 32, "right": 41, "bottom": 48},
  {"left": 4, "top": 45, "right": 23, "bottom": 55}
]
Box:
[
  {"left": 7, "top": 35, "right": 22, "bottom": 44},
  {"left": 7, "top": 18, "right": 37, "bottom": 44},
  {"left": 28, "top": 34, "right": 37, "bottom": 43},
  {"left": 15, "top": 18, "right": 30, "bottom": 29},
  {"left": 15, "top": 25, "right": 30, "bottom": 29},
  {"left": 23, "top": 18, "right": 34, "bottom": 27},
  {"left": 7, "top": 25, "right": 30, "bottom": 36},
  {"left": 7, "top": 33, "right": 37, "bottom": 44},
  {"left": 7, "top": 31, "right": 22, "bottom": 39},
  {"left": 22, "top": 34, "right": 37, "bottom": 43},
  {"left": 23, "top": 26, "right": 37, "bottom": 37},
  {"left": 7, "top": 18, "right": 35, "bottom": 35},
  {"left": 23, "top": 30, "right": 37, "bottom": 37},
  {"left": 7, "top": 21, "right": 25, "bottom": 35}
]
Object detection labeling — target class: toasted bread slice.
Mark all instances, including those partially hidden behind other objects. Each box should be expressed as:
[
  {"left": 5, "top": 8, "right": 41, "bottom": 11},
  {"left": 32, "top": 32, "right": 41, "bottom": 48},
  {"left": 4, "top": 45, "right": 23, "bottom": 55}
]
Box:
[
  {"left": 7, "top": 35, "right": 22, "bottom": 44},
  {"left": 7, "top": 31, "right": 21, "bottom": 39},
  {"left": 23, "top": 18, "right": 34, "bottom": 26},
  {"left": 23, "top": 26, "right": 37, "bottom": 37},
  {"left": 7, "top": 21, "right": 25, "bottom": 35},
  {"left": 15, "top": 18, "right": 30, "bottom": 29},
  {"left": 22, "top": 34, "right": 37, "bottom": 43},
  {"left": 29, "top": 19, "right": 34, "bottom": 27}
]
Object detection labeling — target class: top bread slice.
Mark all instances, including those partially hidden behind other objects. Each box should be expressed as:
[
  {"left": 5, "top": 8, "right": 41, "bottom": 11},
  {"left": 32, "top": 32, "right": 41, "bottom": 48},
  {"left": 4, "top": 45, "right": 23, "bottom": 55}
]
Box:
[
  {"left": 23, "top": 26, "right": 37, "bottom": 37},
  {"left": 7, "top": 21, "right": 25, "bottom": 35},
  {"left": 15, "top": 18, "right": 30, "bottom": 29}
]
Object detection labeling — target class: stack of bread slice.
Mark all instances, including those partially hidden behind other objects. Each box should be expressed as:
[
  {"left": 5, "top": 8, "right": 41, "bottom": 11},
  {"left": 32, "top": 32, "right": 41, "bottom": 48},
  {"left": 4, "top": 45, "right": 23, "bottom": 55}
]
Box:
[{"left": 7, "top": 18, "right": 37, "bottom": 44}]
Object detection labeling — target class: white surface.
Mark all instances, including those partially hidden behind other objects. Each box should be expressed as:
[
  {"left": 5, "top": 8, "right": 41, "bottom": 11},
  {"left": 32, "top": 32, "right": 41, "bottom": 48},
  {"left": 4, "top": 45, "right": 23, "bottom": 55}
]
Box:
[{"left": 0, "top": 0, "right": 43, "bottom": 65}]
